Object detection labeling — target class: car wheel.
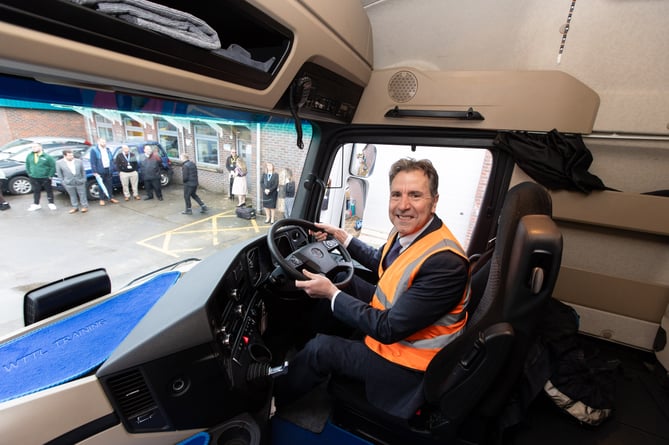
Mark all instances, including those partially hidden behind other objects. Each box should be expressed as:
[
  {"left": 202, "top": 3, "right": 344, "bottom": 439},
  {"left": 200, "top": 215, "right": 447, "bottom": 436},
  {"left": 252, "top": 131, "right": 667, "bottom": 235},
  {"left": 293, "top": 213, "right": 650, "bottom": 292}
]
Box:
[
  {"left": 87, "top": 179, "right": 101, "bottom": 200},
  {"left": 9, "top": 176, "right": 32, "bottom": 194},
  {"left": 160, "top": 171, "right": 171, "bottom": 187}
]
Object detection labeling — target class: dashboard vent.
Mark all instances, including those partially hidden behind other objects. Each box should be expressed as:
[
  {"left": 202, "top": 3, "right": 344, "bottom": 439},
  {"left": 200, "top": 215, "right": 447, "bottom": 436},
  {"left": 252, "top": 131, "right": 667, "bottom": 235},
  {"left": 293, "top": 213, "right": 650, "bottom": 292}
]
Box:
[{"left": 107, "top": 369, "right": 155, "bottom": 417}]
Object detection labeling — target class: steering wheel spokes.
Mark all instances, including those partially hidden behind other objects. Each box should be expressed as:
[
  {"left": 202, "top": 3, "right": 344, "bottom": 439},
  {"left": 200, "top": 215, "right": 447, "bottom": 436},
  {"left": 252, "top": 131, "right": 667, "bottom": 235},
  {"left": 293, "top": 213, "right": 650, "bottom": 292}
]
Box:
[{"left": 268, "top": 218, "right": 354, "bottom": 288}]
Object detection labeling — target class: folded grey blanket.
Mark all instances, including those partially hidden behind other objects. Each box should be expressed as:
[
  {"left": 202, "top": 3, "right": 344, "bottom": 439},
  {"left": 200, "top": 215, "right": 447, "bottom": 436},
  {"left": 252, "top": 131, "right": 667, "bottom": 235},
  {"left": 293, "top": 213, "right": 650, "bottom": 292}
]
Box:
[
  {"left": 68, "top": 0, "right": 220, "bottom": 50},
  {"left": 213, "top": 44, "right": 276, "bottom": 73}
]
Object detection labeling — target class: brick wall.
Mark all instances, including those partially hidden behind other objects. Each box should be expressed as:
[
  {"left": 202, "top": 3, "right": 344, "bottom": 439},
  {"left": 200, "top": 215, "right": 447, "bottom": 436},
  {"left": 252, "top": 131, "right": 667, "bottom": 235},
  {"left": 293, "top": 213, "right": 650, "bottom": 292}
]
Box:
[{"left": 0, "top": 109, "right": 87, "bottom": 144}]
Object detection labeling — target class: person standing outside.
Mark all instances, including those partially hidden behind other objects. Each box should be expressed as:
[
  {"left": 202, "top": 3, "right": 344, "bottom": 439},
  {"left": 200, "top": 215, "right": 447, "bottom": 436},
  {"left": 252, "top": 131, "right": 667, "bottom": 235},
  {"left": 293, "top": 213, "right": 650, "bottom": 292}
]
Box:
[
  {"left": 89, "top": 137, "right": 119, "bottom": 206},
  {"left": 114, "top": 144, "right": 141, "bottom": 201},
  {"left": 232, "top": 156, "right": 248, "bottom": 207},
  {"left": 25, "top": 143, "right": 57, "bottom": 211},
  {"left": 180, "top": 153, "right": 208, "bottom": 214},
  {"left": 55, "top": 148, "right": 89, "bottom": 213},
  {"left": 274, "top": 158, "right": 470, "bottom": 419},
  {"left": 140, "top": 145, "right": 163, "bottom": 200},
  {"left": 261, "top": 161, "right": 279, "bottom": 223},
  {"left": 225, "top": 148, "right": 238, "bottom": 200},
  {"left": 283, "top": 168, "right": 295, "bottom": 218}
]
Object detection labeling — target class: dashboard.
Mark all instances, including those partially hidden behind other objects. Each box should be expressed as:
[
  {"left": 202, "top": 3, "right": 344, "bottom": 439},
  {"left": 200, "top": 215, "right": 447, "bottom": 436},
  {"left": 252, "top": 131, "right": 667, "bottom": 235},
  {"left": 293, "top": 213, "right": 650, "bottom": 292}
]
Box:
[{"left": 95, "top": 226, "right": 312, "bottom": 433}]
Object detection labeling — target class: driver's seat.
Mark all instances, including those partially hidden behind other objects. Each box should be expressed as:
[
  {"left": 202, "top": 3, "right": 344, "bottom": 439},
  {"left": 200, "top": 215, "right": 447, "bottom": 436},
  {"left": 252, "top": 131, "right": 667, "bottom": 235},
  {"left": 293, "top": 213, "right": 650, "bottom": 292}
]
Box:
[{"left": 329, "top": 182, "right": 563, "bottom": 444}]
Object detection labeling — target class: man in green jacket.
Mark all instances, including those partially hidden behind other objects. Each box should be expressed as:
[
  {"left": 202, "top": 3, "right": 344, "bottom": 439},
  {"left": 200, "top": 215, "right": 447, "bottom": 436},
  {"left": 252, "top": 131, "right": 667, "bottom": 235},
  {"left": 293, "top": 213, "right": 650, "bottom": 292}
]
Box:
[{"left": 25, "top": 143, "right": 57, "bottom": 211}]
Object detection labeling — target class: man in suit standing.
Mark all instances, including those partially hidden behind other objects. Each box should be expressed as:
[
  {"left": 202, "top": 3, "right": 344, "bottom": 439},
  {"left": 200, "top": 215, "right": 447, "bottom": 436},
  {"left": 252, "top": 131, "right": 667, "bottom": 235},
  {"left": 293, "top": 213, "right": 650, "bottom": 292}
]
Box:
[
  {"left": 89, "top": 137, "right": 119, "bottom": 206},
  {"left": 141, "top": 145, "right": 163, "bottom": 201},
  {"left": 275, "top": 158, "right": 470, "bottom": 419},
  {"left": 225, "top": 148, "right": 238, "bottom": 200},
  {"left": 55, "top": 148, "right": 89, "bottom": 213}
]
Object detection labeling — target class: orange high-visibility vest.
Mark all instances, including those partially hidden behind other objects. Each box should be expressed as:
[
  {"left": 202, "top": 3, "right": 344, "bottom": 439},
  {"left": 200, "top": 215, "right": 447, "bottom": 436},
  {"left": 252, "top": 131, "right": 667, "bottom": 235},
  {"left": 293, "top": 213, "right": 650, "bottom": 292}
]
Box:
[{"left": 364, "top": 224, "right": 470, "bottom": 371}]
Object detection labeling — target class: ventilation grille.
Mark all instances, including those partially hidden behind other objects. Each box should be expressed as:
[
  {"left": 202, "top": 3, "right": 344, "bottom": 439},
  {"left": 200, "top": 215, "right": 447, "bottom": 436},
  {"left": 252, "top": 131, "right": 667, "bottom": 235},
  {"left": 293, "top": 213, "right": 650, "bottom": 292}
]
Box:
[
  {"left": 107, "top": 369, "right": 156, "bottom": 419},
  {"left": 387, "top": 70, "right": 418, "bottom": 103}
]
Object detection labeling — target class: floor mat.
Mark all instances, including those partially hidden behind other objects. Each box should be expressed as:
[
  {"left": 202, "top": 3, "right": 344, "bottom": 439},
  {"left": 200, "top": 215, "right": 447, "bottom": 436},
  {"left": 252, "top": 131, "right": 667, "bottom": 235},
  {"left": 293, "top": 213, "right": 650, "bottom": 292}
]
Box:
[
  {"left": 271, "top": 417, "right": 372, "bottom": 445},
  {"left": 275, "top": 382, "right": 333, "bottom": 433}
]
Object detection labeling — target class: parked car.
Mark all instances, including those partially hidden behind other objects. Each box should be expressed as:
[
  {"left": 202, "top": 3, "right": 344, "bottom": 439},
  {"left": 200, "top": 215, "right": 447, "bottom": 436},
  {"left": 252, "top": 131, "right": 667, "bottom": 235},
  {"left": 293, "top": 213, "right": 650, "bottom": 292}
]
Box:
[
  {"left": 1, "top": 144, "right": 90, "bottom": 195},
  {"left": 0, "top": 136, "right": 90, "bottom": 160},
  {"left": 51, "top": 141, "right": 173, "bottom": 200}
]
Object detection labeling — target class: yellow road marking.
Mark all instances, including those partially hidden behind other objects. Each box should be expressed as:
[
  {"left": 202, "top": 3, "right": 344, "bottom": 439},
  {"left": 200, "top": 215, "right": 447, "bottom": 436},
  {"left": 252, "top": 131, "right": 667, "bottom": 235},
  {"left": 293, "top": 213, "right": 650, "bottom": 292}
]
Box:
[{"left": 136, "top": 210, "right": 270, "bottom": 258}]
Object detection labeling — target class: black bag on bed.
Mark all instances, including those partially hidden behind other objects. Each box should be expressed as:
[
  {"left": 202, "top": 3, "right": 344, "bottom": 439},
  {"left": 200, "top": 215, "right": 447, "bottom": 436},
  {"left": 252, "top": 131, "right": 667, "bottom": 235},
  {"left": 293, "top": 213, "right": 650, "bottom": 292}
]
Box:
[{"left": 236, "top": 206, "right": 256, "bottom": 220}]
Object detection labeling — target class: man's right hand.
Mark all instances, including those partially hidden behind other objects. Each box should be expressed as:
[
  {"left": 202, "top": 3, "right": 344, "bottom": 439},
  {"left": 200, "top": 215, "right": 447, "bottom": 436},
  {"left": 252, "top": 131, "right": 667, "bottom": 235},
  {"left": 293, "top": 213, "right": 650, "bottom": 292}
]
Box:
[{"left": 312, "top": 222, "right": 348, "bottom": 244}]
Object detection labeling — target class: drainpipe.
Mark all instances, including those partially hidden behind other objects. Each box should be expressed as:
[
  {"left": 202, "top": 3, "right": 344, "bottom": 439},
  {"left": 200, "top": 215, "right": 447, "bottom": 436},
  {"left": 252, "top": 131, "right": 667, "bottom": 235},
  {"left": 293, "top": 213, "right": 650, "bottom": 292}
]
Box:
[{"left": 255, "top": 122, "right": 261, "bottom": 213}]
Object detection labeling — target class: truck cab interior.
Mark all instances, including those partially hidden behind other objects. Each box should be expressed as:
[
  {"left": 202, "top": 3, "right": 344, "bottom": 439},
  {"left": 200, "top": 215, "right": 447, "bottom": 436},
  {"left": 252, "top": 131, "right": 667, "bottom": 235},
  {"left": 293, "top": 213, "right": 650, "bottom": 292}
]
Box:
[{"left": 0, "top": 1, "right": 667, "bottom": 444}]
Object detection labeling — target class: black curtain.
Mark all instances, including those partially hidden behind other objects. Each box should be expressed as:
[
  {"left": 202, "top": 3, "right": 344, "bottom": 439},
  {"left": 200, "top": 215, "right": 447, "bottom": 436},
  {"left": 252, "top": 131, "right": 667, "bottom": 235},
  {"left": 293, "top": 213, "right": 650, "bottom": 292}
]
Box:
[{"left": 494, "top": 129, "right": 610, "bottom": 194}]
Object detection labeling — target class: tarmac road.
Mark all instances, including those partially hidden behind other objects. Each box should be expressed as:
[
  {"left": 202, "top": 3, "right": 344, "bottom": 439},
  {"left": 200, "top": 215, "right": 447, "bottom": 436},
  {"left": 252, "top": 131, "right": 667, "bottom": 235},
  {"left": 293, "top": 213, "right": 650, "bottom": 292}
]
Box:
[{"left": 0, "top": 185, "right": 273, "bottom": 336}]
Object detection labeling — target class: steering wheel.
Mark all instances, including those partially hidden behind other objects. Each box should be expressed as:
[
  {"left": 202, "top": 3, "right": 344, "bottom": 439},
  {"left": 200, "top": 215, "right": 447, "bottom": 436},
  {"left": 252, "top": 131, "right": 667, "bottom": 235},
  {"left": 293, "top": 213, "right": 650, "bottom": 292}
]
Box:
[{"left": 267, "top": 218, "right": 354, "bottom": 288}]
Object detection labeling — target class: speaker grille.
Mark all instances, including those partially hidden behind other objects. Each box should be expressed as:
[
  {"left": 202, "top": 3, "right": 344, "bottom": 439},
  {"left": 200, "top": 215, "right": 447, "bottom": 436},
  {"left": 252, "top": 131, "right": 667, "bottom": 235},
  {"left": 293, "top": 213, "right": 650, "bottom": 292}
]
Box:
[{"left": 388, "top": 70, "right": 418, "bottom": 103}]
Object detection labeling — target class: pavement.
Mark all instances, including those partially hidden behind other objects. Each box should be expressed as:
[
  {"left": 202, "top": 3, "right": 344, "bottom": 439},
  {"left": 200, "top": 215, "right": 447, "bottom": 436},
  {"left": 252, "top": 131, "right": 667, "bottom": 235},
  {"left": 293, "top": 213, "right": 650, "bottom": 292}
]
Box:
[{"left": 0, "top": 185, "right": 275, "bottom": 336}]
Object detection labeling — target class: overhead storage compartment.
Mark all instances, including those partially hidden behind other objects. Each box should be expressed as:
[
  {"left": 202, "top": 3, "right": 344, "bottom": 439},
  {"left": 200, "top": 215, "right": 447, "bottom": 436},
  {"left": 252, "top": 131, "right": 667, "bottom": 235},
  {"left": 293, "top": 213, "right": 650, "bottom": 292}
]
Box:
[
  {"left": 0, "top": 0, "right": 291, "bottom": 89},
  {"left": 0, "top": 0, "right": 372, "bottom": 122}
]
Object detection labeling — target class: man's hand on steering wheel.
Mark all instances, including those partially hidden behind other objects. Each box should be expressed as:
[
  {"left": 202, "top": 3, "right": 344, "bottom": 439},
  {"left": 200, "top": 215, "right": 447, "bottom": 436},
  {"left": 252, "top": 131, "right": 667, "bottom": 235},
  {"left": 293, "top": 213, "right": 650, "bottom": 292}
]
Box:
[
  {"left": 267, "top": 218, "right": 354, "bottom": 289},
  {"left": 310, "top": 222, "right": 350, "bottom": 245},
  {"left": 294, "top": 269, "right": 339, "bottom": 300}
]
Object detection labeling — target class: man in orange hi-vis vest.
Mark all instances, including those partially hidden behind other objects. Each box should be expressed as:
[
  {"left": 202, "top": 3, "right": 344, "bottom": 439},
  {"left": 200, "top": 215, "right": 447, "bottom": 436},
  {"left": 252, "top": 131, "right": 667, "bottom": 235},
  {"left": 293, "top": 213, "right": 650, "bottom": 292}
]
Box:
[{"left": 275, "top": 158, "right": 471, "bottom": 419}]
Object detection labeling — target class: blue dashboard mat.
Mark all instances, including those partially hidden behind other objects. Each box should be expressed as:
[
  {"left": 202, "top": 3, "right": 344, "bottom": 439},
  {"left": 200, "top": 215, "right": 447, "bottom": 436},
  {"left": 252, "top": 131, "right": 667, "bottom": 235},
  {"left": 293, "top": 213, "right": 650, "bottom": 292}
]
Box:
[{"left": 0, "top": 271, "right": 180, "bottom": 403}]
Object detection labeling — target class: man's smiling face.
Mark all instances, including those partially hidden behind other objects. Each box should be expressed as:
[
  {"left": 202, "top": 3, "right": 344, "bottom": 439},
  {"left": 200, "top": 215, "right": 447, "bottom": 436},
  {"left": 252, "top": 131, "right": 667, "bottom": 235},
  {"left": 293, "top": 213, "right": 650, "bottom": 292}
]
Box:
[{"left": 388, "top": 169, "right": 438, "bottom": 237}]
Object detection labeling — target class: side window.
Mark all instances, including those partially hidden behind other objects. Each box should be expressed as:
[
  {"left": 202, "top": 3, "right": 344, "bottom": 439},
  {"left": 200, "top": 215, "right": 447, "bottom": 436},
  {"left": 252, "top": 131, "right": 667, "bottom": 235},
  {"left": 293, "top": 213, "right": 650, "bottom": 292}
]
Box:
[{"left": 321, "top": 143, "right": 492, "bottom": 251}]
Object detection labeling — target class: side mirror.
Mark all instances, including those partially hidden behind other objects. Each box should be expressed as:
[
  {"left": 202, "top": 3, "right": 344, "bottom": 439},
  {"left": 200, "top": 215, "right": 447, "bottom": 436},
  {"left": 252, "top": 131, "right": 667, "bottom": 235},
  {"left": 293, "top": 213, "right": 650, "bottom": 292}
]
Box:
[{"left": 351, "top": 144, "right": 376, "bottom": 178}]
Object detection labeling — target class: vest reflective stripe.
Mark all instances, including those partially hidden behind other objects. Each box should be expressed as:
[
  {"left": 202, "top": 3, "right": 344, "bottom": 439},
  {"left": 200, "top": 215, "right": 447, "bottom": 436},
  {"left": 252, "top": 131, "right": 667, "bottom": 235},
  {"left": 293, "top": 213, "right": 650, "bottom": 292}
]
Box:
[{"left": 365, "top": 224, "right": 470, "bottom": 371}]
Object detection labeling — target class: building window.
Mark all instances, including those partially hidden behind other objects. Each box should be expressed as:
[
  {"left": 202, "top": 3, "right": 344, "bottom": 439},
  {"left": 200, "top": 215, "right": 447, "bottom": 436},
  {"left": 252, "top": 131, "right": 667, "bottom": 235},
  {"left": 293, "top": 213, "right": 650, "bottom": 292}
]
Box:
[
  {"left": 95, "top": 114, "right": 114, "bottom": 141},
  {"left": 194, "top": 124, "right": 219, "bottom": 166},
  {"left": 123, "top": 117, "right": 145, "bottom": 140},
  {"left": 157, "top": 119, "right": 180, "bottom": 158},
  {"left": 235, "top": 125, "right": 252, "bottom": 158}
]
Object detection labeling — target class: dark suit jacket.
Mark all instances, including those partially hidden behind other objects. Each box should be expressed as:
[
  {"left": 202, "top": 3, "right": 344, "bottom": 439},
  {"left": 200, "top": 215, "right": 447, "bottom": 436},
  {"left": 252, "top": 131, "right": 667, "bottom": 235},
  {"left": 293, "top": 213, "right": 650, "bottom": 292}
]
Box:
[
  {"left": 333, "top": 215, "right": 469, "bottom": 417},
  {"left": 261, "top": 172, "right": 279, "bottom": 207},
  {"left": 114, "top": 151, "right": 139, "bottom": 173},
  {"left": 141, "top": 154, "right": 162, "bottom": 180}
]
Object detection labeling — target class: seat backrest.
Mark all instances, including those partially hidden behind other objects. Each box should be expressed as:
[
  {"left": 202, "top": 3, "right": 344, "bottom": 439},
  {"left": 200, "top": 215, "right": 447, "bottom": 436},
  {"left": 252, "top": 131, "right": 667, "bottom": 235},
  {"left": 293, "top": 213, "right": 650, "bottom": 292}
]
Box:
[
  {"left": 423, "top": 182, "right": 562, "bottom": 439},
  {"left": 468, "top": 181, "right": 556, "bottom": 329}
]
